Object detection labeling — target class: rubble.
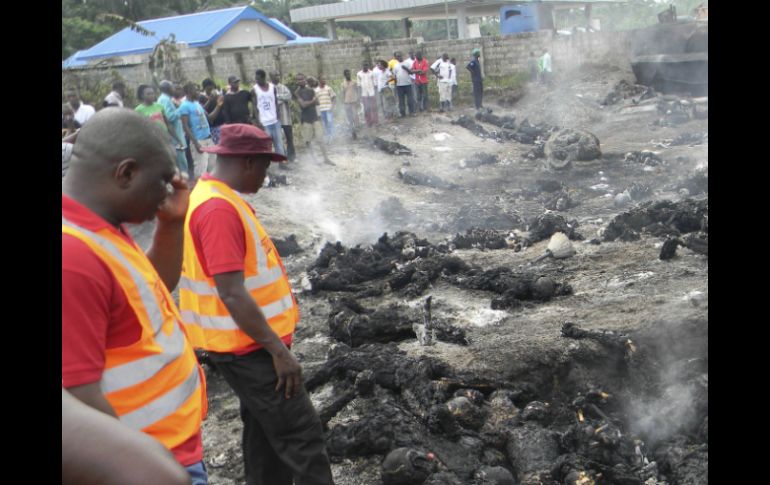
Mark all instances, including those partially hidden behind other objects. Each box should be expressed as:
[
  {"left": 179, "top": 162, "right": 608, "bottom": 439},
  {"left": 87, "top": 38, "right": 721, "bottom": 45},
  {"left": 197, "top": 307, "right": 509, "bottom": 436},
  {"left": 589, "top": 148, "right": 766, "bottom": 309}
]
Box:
[
  {"left": 373, "top": 137, "right": 413, "bottom": 156},
  {"left": 327, "top": 298, "right": 469, "bottom": 347},
  {"left": 602, "top": 199, "right": 707, "bottom": 242},
  {"left": 670, "top": 132, "right": 707, "bottom": 146},
  {"left": 544, "top": 129, "right": 602, "bottom": 170},
  {"left": 601, "top": 79, "right": 655, "bottom": 106},
  {"left": 381, "top": 448, "right": 436, "bottom": 485},
  {"left": 451, "top": 228, "right": 509, "bottom": 250},
  {"left": 624, "top": 151, "right": 663, "bottom": 166},
  {"left": 447, "top": 268, "right": 572, "bottom": 310},
  {"left": 527, "top": 212, "right": 583, "bottom": 243},
  {"left": 266, "top": 174, "right": 288, "bottom": 187},
  {"left": 448, "top": 205, "right": 523, "bottom": 233},
  {"left": 272, "top": 234, "right": 302, "bottom": 256},
  {"left": 460, "top": 153, "right": 499, "bottom": 169},
  {"left": 474, "top": 111, "right": 516, "bottom": 130},
  {"left": 399, "top": 168, "right": 459, "bottom": 190}
]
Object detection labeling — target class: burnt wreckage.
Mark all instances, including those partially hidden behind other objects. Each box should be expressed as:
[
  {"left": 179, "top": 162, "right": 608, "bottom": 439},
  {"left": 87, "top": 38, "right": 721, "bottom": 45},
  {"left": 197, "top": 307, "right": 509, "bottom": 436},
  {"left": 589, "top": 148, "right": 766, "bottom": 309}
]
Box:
[{"left": 297, "top": 227, "right": 706, "bottom": 485}]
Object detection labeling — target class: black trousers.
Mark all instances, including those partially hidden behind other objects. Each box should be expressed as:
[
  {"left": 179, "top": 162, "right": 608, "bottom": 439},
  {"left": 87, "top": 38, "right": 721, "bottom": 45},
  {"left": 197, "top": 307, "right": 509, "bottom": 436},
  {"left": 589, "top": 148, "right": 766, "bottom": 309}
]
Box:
[
  {"left": 397, "top": 85, "right": 415, "bottom": 116},
  {"left": 208, "top": 350, "right": 334, "bottom": 485},
  {"left": 415, "top": 83, "right": 428, "bottom": 111},
  {"left": 472, "top": 80, "right": 483, "bottom": 109},
  {"left": 282, "top": 125, "right": 296, "bottom": 161}
]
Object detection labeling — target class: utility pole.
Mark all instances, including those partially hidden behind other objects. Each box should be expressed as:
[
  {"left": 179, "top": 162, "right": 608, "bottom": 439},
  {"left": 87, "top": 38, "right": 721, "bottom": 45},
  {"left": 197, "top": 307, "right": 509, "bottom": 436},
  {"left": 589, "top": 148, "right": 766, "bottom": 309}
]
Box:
[{"left": 445, "top": 0, "right": 451, "bottom": 40}]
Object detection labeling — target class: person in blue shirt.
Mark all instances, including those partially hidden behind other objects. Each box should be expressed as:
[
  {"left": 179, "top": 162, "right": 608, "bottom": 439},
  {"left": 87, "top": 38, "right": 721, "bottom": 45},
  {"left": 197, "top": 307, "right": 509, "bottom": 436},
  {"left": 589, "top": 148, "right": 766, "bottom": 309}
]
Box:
[
  {"left": 179, "top": 82, "right": 223, "bottom": 180},
  {"left": 157, "top": 80, "right": 189, "bottom": 174},
  {"left": 466, "top": 48, "right": 484, "bottom": 111}
]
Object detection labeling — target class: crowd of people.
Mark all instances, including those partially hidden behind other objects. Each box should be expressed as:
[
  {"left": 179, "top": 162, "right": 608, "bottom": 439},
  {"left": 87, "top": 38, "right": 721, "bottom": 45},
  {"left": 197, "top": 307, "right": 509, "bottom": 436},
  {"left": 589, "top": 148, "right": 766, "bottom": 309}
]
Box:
[{"left": 63, "top": 47, "right": 500, "bottom": 178}]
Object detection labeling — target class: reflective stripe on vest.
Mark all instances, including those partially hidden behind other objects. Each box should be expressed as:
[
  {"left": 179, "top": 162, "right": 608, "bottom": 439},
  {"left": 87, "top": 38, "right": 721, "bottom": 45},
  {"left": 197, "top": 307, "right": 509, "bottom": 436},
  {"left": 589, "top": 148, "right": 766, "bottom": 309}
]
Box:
[
  {"left": 62, "top": 217, "right": 202, "bottom": 433},
  {"left": 178, "top": 265, "right": 284, "bottom": 296},
  {"left": 181, "top": 293, "right": 295, "bottom": 330}
]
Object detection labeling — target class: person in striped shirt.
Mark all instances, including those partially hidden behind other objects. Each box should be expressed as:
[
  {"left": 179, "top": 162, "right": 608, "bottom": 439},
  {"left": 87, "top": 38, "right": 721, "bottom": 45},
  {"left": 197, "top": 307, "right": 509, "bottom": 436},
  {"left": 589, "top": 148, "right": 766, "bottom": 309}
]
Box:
[{"left": 314, "top": 76, "right": 336, "bottom": 144}]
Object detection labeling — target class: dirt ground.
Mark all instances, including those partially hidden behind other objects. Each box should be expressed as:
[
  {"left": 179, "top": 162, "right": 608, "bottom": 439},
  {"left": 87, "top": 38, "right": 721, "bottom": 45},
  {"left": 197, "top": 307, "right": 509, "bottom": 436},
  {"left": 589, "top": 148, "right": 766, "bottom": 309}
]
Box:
[{"left": 132, "top": 64, "right": 707, "bottom": 484}]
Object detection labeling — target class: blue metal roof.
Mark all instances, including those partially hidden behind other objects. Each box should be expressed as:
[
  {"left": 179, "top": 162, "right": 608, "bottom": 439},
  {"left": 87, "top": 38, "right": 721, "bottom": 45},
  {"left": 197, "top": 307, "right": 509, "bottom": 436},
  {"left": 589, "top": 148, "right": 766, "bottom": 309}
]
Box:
[
  {"left": 62, "top": 50, "right": 89, "bottom": 69},
  {"left": 78, "top": 6, "right": 296, "bottom": 61}
]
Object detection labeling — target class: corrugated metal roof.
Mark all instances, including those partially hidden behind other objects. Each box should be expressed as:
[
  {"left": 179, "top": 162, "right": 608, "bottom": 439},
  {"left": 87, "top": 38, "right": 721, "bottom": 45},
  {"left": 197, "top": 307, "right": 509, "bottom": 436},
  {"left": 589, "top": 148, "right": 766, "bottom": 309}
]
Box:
[
  {"left": 62, "top": 50, "right": 89, "bottom": 69},
  {"left": 78, "top": 6, "right": 296, "bottom": 61}
]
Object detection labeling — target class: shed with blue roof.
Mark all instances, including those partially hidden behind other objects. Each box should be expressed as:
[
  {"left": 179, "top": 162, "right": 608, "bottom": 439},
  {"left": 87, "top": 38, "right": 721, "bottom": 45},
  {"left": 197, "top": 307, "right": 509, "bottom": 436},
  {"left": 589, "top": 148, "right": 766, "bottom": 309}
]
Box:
[{"left": 65, "top": 6, "right": 326, "bottom": 69}]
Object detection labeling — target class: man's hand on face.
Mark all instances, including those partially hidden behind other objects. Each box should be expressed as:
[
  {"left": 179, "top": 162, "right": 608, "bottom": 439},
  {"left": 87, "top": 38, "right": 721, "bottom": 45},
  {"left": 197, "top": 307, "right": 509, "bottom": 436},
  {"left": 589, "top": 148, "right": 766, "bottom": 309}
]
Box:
[{"left": 156, "top": 172, "right": 190, "bottom": 223}]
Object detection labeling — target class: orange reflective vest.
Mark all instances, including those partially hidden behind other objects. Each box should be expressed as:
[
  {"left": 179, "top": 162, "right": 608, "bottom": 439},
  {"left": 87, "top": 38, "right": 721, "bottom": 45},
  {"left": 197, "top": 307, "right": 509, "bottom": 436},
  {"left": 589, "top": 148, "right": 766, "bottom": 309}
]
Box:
[
  {"left": 179, "top": 178, "right": 299, "bottom": 353},
  {"left": 62, "top": 216, "right": 206, "bottom": 452}
]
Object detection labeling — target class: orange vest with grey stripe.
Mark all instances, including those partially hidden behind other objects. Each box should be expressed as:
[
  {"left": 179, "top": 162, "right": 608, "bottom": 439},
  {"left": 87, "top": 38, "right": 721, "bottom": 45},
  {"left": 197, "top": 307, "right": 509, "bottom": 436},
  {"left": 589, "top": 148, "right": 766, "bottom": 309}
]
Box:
[
  {"left": 61, "top": 216, "right": 207, "bottom": 452},
  {"left": 179, "top": 178, "right": 299, "bottom": 353}
]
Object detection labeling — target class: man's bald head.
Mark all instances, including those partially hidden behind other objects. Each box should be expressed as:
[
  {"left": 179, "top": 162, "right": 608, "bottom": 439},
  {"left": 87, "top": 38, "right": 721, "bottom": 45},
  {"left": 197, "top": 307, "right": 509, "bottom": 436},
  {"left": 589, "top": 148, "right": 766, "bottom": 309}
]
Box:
[
  {"left": 64, "top": 109, "right": 178, "bottom": 224},
  {"left": 70, "top": 108, "right": 174, "bottom": 174},
  {"left": 159, "top": 80, "right": 173, "bottom": 95}
]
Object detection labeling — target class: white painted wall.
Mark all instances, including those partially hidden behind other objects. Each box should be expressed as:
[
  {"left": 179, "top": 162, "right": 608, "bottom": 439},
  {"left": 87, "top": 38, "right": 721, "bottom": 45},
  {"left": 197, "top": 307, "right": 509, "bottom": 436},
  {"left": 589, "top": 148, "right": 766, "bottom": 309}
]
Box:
[{"left": 212, "top": 20, "right": 288, "bottom": 49}]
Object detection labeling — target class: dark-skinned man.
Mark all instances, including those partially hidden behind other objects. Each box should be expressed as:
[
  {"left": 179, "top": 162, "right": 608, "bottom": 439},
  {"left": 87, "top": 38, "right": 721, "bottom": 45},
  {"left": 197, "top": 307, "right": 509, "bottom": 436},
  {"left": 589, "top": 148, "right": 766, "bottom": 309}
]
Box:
[
  {"left": 62, "top": 388, "right": 190, "bottom": 485},
  {"left": 179, "top": 123, "right": 334, "bottom": 485},
  {"left": 62, "top": 109, "right": 209, "bottom": 484}
]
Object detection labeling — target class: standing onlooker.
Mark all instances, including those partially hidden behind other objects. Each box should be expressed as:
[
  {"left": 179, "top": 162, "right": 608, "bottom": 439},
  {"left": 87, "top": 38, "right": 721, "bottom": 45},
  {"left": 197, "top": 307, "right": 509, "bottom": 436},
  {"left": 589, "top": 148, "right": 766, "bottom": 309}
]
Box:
[
  {"left": 201, "top": 79, "right": 225, "bottom": 144},
  {"left": 431, "top": 53, "right": 454, "bottom": 112},
  {"left": 295, "top": 73, "right": 332, "bottom": 164},
  {"left": 158, "top": 80, "right": 189, "bottom": 174},
  {"left": 449, "top": 57, "right": 458, "bottom": 108},
  {"left": 179, "top": 82, "right": 222, "bottom": 179},
  {"left": 540, "top": 49, "right": 553, "bottom": 86},
  {"left": 372, "top": 60, "right": 384, "bottom": 120},
  {"left": 315, "top": 76, "right": 336, "bottom": 144},
  {"left": 66, "top": 90, "right": 96, "bottom": 126},
  {"left": 271, "top": 71, "right": 296, "bottom": 162},
  {"left": 223, "top": 75, "right": 254, "bottom": 125},
  {"left": 413, "top": 51, "right": 430, "bottom": 113},
  {"left": 394, "top": 52, "right": 416, "bottom": 117},
  {"left": 357, "top": 61, "right": 378, "bottom": 127},
  {"left": 135, "top": 84, "right": 183, "bottom": 149},
  {"left": 377, "top": 60, "right": 396, "bottom": 121},
  {"left": 62, "top": 104, "right": 81, "bottom": 137},
  {"left": 467, "top": 48, "right": 484, "bottom": 110},
  {"left": 103, "top": 81, "right": 125, "bottom": 108},
  {"left": 252, "top": 69, "right": 285, "bottom": 157},
  {"left": 406, "top": 50, "right": 418, "bottom": 108},
  {"left": 342, "top": 69, "right": 360, "bottom": 139}
]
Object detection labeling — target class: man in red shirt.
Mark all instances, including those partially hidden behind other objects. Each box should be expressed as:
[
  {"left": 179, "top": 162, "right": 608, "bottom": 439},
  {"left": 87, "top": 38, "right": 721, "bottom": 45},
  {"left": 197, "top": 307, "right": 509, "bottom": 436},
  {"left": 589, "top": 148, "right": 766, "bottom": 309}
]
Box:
[
  {"left": 62, "top": 109, "right": 208, "bottom": 484},
  {"left": 181, "top": 124, "right": 334, "bottom": 485},
  {"left": 413, "top": 51, "right": 430, "bottom": 113}
]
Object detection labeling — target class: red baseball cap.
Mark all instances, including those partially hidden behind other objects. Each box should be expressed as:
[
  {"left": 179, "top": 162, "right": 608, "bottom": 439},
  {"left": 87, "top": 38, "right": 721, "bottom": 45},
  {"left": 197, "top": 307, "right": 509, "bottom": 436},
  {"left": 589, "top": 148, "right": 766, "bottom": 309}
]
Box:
[{"left": 201, "top": 123, "right": 287, "bottom": 162}]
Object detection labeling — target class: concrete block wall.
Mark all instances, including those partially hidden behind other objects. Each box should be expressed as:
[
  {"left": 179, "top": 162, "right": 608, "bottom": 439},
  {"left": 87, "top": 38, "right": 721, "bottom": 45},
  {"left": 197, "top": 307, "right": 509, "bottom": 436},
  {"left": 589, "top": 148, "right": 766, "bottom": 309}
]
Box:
[{"left": 63, "top": 29, "right": 632, "bottom": 106}]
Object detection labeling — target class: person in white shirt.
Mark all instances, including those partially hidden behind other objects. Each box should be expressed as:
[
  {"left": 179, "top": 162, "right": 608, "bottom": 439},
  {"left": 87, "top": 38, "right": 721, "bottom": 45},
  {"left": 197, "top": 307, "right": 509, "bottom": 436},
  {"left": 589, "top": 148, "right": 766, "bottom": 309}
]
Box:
[
  {"left": 252, "top": 69, "right": 285, "bottom": 156},
  {"left": 406, "top": 50, "right": 417, "bottom": 108},
  {"left": 66, "top": 91, "right": 96, "bottom": 126},
  {"left": 393, "top": 52, "right": 416, "bottom": 117},
  {"left": 357, "top": 61, "right": 378, "bottom": 127},
  {"left": 541, "top": 49, "right": 553, "bottom": 85},
  {"left": 431, "top": 53, "right": 455, "bottom": 112},
  {"left": 103, "top": 82, "right": 125, "bottom": 108},
  {"left": 376, "top": 60, "right": 396, "bottom": 121}
]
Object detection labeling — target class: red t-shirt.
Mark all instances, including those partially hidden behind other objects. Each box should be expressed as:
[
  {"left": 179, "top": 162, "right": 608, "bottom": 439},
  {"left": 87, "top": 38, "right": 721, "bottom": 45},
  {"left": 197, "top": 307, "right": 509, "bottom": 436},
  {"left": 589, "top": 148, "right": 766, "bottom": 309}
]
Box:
[
  {"left": 62, "top": 194, "right": 203, "bottom": 467},
  {"left": 414, "top": 59, "right": 430, "bottom": 84},
  {"left": 188, "top": 175, "right": 293, "bottom": 354}
]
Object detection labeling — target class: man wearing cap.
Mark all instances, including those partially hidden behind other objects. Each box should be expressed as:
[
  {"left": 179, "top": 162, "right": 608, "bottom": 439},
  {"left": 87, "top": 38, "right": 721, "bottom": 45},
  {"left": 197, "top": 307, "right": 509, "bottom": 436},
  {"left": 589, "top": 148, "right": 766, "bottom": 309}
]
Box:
[
  {"left": 179, "top": 124, "right": 334, "bottom": 485},
  {"left": 467, "top": 48, "right": 484, "bottom": 110},
  {"left": 222, "top": 75, "right": 254, "bottom": 125}
]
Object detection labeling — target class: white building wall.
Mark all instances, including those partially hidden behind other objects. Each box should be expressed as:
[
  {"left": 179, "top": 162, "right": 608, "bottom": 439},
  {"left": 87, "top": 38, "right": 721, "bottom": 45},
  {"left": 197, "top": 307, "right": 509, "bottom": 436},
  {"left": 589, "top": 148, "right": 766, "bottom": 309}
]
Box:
[{"left": 213, "top": 20, "right": 288, "bottom": 49}]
